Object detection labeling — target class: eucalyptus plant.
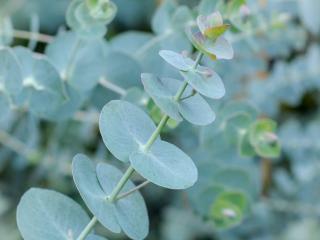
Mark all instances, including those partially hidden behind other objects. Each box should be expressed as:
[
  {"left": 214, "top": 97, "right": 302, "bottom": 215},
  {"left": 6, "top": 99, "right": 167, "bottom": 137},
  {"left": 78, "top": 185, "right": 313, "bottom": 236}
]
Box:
[{"left": 14, "top": 1, "right": 241, "bottom": 239}]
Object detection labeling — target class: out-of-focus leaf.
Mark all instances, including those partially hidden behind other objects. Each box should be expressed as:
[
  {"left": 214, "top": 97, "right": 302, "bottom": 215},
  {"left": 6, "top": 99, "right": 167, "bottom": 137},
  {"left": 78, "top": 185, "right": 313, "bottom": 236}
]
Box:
[
  {"left": 17, "top": 188, "right": 91, "bottom": 240},
  {"left": 210, "top": 190, "right": 249, "bottom": 229}
]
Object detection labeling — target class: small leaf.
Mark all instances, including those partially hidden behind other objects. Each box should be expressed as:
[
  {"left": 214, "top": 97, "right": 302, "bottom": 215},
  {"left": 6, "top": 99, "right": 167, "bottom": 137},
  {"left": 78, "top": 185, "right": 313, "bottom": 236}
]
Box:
[
  {"left": 72, "top": 154, "right": 121, "bottom": 233},
  {"left": 204, "top": 36, "right": 234, "bottom": 60},
  {"left": 223, "top": 112, "right": 253, "bottom": 145},
  {"left": 66, "top": 0, "right": 109, "bottom": 38},
  {"left": 197, "top": 12, "right": 229, "bottom": 40},
  {"left": 130, "top": 140, "right": 198, "bottom": 189},
  {"left": 159, "top": 50, "right": 194, "bottom": 71},
  {"left": 186, "top": 25, "right": 233, "bottom": 60},
  {"left": 17, "top": 188, "right": 91, "bottom": 240},
  {"left": 96, "top": 163, "right": 149, "bottom": 240},
  {"left": 249, "top": 119, "right": 281, "bottom": 158},
  {"left": 210, "top": 191, "right": 249, "bottom": 229},
  {"left": 99, "top": 100, "right": 158, "bottom": 162},
  {"left": 179, "top": 92, "right": 216, "bottom": 126},
  {"left": 142, "top": 73, "right": 182, "bottom": 121},
  {"left": 180, "top": 68, "right": 225, "bottom": 99},
  {"left": 193, "top": 184, "right": 225, "bottom": 216},
  {"left": 142, "top": 73, "right": 215, "bottom": 125},
  {"left": 86, "top": 0, "right": 117, "bottom": 23}
]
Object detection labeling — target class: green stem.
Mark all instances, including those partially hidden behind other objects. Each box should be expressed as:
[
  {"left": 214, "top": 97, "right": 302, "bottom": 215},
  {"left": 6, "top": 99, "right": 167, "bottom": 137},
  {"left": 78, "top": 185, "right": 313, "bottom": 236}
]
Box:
[
  {"left": 116, "top": 180, "right": 150, "bottom": 201},
  {"left": 76, "top": 216, "right": 98, "bottom": 240},
  {"left": 143, "top": 115, "right": 170, "bottom": 151},
  {"left": 108, "top": 166, "right": 135, "bottom": 202},
  {"left": 107, "top": 51, "right": 204, "bottom": 203}
]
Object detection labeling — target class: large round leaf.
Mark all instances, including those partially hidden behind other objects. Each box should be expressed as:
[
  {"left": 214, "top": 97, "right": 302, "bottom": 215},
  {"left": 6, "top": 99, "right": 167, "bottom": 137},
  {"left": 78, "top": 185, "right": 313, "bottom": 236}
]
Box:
[
  {"left": 96, "top": 163, "right": 149, "bottom": 240},
  {"left": 180, "top": 68, "right": 225, "bottom": 99},
  {"left": 0, "top": 47, "right": 22, "bottom": 95},
  {"left": 72, "top": 154, "right": 121, "bottom": 233},
  {"left": 17, "top": 188, "right": 90, "bottom": 240},
  {"left": 130, "top": 140, "right": 198, "bottom": 189},
  {"left": 99, "top": 100, "right": 158, "bottom": 162},
  {"left": 142, "top": 74, "right": 215, "bottom": 125}
]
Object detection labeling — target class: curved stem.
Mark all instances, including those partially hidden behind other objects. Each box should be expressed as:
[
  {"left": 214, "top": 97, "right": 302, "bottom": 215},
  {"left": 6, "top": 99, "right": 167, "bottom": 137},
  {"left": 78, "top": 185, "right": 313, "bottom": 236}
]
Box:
[
  {"left": 0, "top": 129, "right": 40, "bottom": 164},
  {"left": 76, "top": 216, "right": 98, "bottom": 240}
]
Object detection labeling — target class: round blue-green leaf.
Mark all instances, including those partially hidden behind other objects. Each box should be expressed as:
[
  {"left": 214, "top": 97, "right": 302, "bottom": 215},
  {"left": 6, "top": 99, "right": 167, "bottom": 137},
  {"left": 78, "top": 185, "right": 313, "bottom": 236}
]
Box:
[
  {"left": 213, "top": 168, "right": 256, "bottom": 198},
  {"left": 210, "top": 191, "right": 249, "bottom": 229},
  {"left": 141, "top": 73, "right": 182, "bottom": 121},
  {"left": 179, "top": 93, "right": 215, "bottom": 126},
  {"left": 72, "top": 154, "right": 121, "bottom": 233},
  {"left": 66, "top": 0, "right": 107, "bottom": 38},
  {"left": 99, "top": 100, "right": 158, "bottom": 162},
  {"left": 249, "top": 119, "right": 281, "bottom": 158},
  {"left": 141, "top": 74, "right": 215, "bottom": 125},
  {"left": 180, "top": 67, "right": 225, "bottom": 99},
  {"left": 97, "top": 163, "right": 149, "bottom": 240},
  {"left": 192, "top": 184, "right": 225, "bottom": 217},
  {"left": 104, "top": 52, "right": 142, "bottom": 89},
  {"left": 159, "top": 50, "right": 194, "bottom": 71},
  {"left": 130, "top": 140, "right": 198, "bottom": 189},
  {"left": 45, "top": 31, "right": 105, "bottom": 92},
  {"left": 17, "top": 188, "right": 90, "bottom": 240},
  {"left": 0, "top": 47, "right": 22, "bottom": 95}
]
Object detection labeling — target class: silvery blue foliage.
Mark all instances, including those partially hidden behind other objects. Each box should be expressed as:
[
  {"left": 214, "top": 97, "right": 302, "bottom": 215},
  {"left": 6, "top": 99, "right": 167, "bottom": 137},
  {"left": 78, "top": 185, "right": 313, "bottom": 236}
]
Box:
[{"left": 0, "top": 0, "right": 318, "bottom": 239}]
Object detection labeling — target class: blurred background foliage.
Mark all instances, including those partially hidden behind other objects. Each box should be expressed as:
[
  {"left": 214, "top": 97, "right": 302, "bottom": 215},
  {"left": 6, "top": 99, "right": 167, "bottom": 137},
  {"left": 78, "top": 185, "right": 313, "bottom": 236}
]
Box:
[{"left": 0, "top": 0, "right": 319, "bottom": 239}]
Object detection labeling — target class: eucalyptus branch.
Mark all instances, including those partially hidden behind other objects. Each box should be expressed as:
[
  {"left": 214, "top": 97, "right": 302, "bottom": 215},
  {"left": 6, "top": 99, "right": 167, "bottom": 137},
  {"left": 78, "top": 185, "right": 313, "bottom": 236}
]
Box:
[
  {"left": 99, "top": 77, "right": 127, "bottom": 96},
  {"left": 0, "top": 128, "right": 40, "bottom": 163},
  {"left": 107, "top": 52, "right": 203, "bottom": 203},
  {"left": 10, "top": 30, "right": 54, "bottom": 43}
]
